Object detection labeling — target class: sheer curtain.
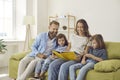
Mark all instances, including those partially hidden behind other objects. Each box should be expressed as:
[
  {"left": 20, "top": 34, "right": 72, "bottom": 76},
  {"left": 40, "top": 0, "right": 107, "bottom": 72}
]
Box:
[{"left": 0, "top": 0, "right": 15, "bottom": 39}]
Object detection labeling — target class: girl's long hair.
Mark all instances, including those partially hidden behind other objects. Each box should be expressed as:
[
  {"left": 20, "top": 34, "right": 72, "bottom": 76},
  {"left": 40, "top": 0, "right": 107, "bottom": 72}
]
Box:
[
  {"left": 56, "top": 33, "right": 68, "bottom": 46},
  {"left": 91, "top": 34, "right": 106, "bottom": 49}
]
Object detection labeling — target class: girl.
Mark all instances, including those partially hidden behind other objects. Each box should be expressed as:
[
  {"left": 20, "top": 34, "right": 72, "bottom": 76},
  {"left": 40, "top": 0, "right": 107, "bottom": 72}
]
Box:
[
  {"left": 69, "top": 34, "right": 107, "bottom": 80},
  {"left": 48, "top": 19, "right": 91, "bottom": 80},
  {"left": 32, "top": 33, "right": 68, "bottom": 80}
]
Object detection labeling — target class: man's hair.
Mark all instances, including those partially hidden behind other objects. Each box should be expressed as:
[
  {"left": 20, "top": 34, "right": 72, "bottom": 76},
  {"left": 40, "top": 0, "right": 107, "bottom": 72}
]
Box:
[{"left": 50, "top": 20, "right": 59, "bottom": 26}]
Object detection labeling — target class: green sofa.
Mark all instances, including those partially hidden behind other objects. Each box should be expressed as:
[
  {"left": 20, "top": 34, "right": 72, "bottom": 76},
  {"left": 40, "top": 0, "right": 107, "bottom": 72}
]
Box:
[{"left": 9, "top": 42, "right": 120, "bottom": 80}]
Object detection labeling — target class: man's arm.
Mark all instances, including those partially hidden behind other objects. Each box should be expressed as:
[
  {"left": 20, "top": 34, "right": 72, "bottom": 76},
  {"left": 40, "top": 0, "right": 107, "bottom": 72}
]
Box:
[{"left": 31, "top": 34, "right": 42, "bottom": 56}]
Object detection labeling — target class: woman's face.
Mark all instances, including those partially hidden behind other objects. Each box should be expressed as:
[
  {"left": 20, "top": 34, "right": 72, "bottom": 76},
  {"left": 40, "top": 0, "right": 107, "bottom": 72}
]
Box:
[
  {"left": 92, "top": 39, "right": 98, "bottom": 49},
  {"left": 76, "top": 22, "right": 84, "bottom": 34},
  {"left": 58, "top": 37, "right": 65, "bottom": 46}
]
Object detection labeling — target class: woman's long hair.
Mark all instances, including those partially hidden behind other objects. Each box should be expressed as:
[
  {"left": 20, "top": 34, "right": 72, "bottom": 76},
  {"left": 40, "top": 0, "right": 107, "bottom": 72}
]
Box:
[{"left": 75, "top": 19, "right": 91, "bottom": 37}]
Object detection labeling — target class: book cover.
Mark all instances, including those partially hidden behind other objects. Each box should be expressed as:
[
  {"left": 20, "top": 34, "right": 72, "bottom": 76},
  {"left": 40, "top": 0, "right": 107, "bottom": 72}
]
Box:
[{"left": 52, "top": 50, "right": 77, "bottom": 60}]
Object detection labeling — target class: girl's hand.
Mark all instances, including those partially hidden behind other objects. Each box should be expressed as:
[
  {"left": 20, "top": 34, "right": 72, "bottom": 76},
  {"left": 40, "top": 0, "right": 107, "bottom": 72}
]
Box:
[
  {"left": 85, "top": 54, "right": 93, "bottom": 58},
  {"left": 51, "top": 53, "right": 58, "bottom": 58}
]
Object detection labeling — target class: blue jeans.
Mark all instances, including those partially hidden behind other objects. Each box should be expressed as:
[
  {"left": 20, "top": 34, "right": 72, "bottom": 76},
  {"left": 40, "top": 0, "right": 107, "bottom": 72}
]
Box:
[
  {"left": 48, "top": 59, "right": 67, "bottom": 80},
  {"left": 35, "top": 56, "right": 55, "bottom": 74},
  {"left": 35, "top": 58, "right": 45, "bottom": 74},
  {"left": 58, "top": 60, "right": 78, "bottom": 80},
  {"left": 41, "top": 56, "right": 55, "bottom": 73},
  {"left": 69, "top": 61, "right": 95, "bottom": 80}
]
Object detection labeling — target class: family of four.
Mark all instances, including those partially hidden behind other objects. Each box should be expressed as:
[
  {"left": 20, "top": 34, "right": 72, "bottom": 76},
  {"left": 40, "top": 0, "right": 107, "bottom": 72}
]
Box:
[{"left": 17, "top": 19, "right": 107, "bottom": 80}]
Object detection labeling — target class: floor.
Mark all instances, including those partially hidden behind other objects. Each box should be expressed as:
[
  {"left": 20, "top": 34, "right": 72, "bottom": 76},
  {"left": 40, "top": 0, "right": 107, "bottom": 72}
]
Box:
[{"left": 0, "top": 67, "right": 13, "bottom": 80}]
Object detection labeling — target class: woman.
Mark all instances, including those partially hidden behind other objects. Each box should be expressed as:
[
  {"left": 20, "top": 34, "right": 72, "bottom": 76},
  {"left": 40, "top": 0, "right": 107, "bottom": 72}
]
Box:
[{"left": 48, "top": 19, "right": 91, "bottom": 80}]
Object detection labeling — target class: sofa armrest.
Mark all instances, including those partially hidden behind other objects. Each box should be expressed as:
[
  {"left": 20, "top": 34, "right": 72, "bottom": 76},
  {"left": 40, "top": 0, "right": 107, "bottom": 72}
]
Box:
[{"left": 10, "top": 50, "right": 31, "bottom": 61}]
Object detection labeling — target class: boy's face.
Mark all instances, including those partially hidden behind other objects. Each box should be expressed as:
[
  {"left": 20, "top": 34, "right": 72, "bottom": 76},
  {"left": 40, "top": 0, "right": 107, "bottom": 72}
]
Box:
[
  {"left": 49, "top": 24, "right": 59, "bottom": 38},
  {"left": 92, "top": 39, "right": 98, "bottom": 49},
  {"left": 58, "top": 38, "right": 65, "bottom": 46}
]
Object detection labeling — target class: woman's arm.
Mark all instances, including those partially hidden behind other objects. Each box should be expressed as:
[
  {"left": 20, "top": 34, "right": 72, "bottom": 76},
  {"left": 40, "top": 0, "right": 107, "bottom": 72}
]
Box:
[
  {"left": 81, "top": 55, "right": 86, "bottom": 64},
  {"left": 65, "top": 42, "right": 71, "bottom": 51}
]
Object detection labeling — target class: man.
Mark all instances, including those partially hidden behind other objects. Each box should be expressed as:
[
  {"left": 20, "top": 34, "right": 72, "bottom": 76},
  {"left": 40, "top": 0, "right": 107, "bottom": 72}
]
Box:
[{"left": 17, "top": 20, "right": 59, "bottom": 80}]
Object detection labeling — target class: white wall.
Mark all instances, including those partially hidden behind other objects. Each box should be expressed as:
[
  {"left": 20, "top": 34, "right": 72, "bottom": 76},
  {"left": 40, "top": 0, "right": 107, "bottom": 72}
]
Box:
[
  {"left": 26, "top": 0, "right": 48, "bottom": 38},
  {"left": 36, "top": 0, "right": 48, "bottom": 33},
  {"left": 48, "top": 0, "right": 120, "bottom": 42}
]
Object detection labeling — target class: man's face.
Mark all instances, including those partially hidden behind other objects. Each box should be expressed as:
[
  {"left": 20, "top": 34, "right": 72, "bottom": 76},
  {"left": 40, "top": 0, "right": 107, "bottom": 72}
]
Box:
[{"left": 49, "top": 24, "right": 59, "bottom": 38}]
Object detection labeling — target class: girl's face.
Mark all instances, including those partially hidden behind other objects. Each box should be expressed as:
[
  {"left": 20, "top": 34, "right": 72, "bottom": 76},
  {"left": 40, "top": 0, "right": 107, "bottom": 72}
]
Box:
[
  {"left": 92, "top": 39, "right": 98, "bottom": 49},
  {"left": 77, "top": 22, "right": 84, "bottom": 34},
  {"left": 58, "top": 37, "right": 65, "bottom": 46}
]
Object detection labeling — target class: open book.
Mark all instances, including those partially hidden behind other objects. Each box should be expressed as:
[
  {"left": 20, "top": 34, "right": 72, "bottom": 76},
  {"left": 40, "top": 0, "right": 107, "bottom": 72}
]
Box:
[{"left": 52, "top": 50, "right": 78, "bottom": 60}]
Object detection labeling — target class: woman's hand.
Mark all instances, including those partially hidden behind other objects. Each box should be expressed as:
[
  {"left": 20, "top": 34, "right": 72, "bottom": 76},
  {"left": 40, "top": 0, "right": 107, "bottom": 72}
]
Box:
[
  {"left": 75, "top": 54, "right": 82, "bottom": 61},
  {"left": 81, "top": 60, "right": 86, "bottom": 64}
]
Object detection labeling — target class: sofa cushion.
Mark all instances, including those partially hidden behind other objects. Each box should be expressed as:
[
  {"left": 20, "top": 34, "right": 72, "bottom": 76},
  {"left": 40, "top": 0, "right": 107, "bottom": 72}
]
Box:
[
  {"left": 94, "top": 59, "right": 120, "bottom": 72},
  {"left": 105, "top": 42, "right": 120, "bottom": 59}
]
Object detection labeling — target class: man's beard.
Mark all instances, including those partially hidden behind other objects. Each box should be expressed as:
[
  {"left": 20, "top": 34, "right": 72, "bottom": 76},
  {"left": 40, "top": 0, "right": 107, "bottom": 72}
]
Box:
[{"left": 49, "top": 31, "right": 57, "bottom": 39}]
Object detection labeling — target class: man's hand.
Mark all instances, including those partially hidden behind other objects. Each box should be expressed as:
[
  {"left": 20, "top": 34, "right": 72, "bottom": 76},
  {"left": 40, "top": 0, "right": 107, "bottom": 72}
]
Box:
[{"left": 37, "top": 54, "right": 47, "bottom": 59}]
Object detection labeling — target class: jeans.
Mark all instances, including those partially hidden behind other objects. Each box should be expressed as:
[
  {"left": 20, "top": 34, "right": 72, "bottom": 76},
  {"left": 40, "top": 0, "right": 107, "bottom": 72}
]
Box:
[
  {"left": 48, "top": 59, "right": 67, "bottom": 80},
  {"left": 35, "top": 58, "right": 45, "bottom": 74},
  {"left": 58, "top": 60, "right": 78, "bottom": 80},
  {"left": 41, "top": 56, "right": 55, "bottom": 73},
  {"left": 69, "top": 61, "right": 95, "bottom": 80}
]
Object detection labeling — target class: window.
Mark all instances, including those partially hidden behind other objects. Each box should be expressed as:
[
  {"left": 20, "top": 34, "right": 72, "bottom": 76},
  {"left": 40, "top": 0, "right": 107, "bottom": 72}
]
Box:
[{"left": 0, "top": 0, "right": 15, "bottom": 39}]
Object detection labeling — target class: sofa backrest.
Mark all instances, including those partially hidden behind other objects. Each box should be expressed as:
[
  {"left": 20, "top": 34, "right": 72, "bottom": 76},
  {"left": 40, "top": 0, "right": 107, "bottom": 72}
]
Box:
[
  {"left": 28, "top": 40, "right": 120, "bottom": 59},
  {"left": 28, "top": 39, "right": 35, "bottom": 50},
  {"left": 105, "top": 42, "right": 120, "bottom": 59}
]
